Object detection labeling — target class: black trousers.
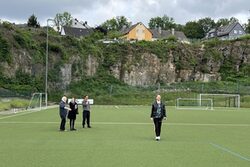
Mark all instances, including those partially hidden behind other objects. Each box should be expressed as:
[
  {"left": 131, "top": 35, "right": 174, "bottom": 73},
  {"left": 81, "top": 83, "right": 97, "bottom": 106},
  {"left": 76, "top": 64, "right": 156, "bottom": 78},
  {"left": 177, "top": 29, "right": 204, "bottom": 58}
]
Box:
[
  {"left": 153, "top": 118, "right": 163, "bottom": 137},
  {"left": 69, "top": 119, "right": 75, "bottom": 130},
  {"left": 82, "top": 110, "right": 90, "bottom": 127},
  {"left": 60, "top": 116, "right": 66, "bottom": 130}
]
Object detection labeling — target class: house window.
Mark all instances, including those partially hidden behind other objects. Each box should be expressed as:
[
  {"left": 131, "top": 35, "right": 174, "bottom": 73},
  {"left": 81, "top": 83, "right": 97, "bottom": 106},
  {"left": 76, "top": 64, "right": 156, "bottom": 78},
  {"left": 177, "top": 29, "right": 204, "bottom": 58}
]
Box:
[
  {"left": 234, "top": 30, "right": 238, "bottom": 34},
  {"left": 239, "top": 30, "right": 242, "bottom": 34}
]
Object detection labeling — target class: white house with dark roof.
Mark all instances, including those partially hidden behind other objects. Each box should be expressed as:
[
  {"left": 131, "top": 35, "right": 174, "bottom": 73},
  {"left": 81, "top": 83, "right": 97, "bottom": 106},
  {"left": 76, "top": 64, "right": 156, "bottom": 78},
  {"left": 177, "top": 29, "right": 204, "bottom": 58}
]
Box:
[
  {"left": 61, "top": 18, "right": 93, "bottom": 38},
  {"left": 61, "top": 27, "right": 94, "bottom": 38},
  {"left": 206, "top": 22, "right": 246, "bottom": 40},
  {"left": 151, "top": 28, "right": 189, "bottom": 43}
]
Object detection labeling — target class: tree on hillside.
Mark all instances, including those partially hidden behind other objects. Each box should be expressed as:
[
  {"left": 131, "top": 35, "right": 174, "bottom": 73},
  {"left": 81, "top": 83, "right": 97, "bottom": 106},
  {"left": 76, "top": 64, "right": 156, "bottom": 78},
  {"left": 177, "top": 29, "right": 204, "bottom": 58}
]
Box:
[
  {"left": 216, "top": 17, "right": 239, "bottom": 27},
  {"left": 198, "top": 17, "right": 216, "bottom": 34},
  {"left": 183, "top": 21, "right": 204, "bottom": 39},
  {"left": 148, "top": 15, "right": 176, "bottom": 30},
  {"left": 101, "top": 16, "right": 131, "bottom": 31},
  {"left": 27, "top": 14, "right": 40, "bottom": 28},
  {"left": 175, "top": 24, "right": 184, "bottom": 31},
  {"left": 54, "top": 12, "right": 73, "bottom": 32},
  {"left": 245, "top": 19, "right": 250, "bottom": 34}
]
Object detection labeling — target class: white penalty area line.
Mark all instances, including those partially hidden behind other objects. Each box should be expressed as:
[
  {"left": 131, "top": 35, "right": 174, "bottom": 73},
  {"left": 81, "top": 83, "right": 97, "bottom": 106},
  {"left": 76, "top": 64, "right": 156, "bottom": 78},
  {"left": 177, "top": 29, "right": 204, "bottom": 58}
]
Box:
[
  {"left": 210, "top": 142, "right": 250, "bottom": 162},
  {"left": 0, "top": 110, "right": 41, "bottom": 120},
  {"left": 0, "top": 121, "right": 249, "bottom": 127},
  {"left": 92, "top": 122, "right": 250, "bottom": 127},
  {"left": 0, "top": 106, "right": 57, "bottom": 120}
]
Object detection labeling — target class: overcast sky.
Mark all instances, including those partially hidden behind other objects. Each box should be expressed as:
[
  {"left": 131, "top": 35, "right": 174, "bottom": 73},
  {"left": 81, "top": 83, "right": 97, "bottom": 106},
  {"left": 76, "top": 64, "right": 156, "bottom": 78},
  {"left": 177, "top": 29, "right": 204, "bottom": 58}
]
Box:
[{"left": 0, "top": 0, "right": 250, "bottom": 27}]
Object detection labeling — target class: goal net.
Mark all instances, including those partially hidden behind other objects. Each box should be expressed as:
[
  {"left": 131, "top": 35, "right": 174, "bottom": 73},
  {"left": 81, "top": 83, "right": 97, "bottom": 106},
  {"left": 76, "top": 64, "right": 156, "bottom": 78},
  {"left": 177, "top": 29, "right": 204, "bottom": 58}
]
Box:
[
  {"left": 27, "top": 93, "right": 46, "bottom": 110},
  {"left": 199, "top": 94, "right": 240, "bottom": 109},
  {"left": 176, "top": 98, "right": 213, "bottom": 110}
]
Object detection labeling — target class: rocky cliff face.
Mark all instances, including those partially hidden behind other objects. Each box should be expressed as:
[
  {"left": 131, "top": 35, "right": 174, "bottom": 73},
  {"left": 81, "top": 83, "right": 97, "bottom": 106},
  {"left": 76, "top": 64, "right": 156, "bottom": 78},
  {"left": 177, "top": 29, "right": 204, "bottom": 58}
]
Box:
[
  {"left": 108, "top": 40, "right": 250, "bottom": 86},
  {"left": 2, "top": 49, "right": 33, "bottom": 77},
  {"left": 1, "top": 38, "right": 249, "bottom": 89},
  {"left": 110, "top": 53, "right": 177, "bottom": 86},
  {"left": 109, "top": 52, "right": 222, "bottom": 85}
]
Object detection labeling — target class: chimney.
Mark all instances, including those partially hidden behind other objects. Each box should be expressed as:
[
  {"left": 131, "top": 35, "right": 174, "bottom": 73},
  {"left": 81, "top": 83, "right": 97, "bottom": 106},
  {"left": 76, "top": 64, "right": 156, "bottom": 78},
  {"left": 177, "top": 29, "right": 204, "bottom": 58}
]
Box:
[
  {"left": 171, "top": 28, "right": 175, "bottom": 35},
  {"left": 158, "top": 27, "right": 162, "bottom": 34}
]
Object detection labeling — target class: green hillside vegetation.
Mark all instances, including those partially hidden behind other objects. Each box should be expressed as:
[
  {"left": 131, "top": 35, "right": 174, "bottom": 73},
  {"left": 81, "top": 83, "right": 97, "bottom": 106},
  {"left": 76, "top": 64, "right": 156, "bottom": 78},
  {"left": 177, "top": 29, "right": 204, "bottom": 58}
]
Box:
[{"left": 0, "top": 22, "right": 250, "bottom": 107}]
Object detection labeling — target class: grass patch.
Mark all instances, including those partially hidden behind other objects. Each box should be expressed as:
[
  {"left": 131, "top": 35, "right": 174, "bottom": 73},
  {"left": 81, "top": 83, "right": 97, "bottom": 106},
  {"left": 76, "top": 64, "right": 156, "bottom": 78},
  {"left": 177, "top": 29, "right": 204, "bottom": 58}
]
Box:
[
  {"left": 0, "top": 106, "right": 249, "bottom": 167},
  {"left": 0, "top": 98, "right": 29, "bottom": 111}
]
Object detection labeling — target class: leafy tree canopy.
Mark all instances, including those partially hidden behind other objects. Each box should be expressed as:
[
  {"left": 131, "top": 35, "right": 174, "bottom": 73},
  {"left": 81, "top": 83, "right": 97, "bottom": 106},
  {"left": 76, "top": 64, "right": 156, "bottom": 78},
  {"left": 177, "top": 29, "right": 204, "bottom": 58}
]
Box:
[
  {"left": 101, "top": 16, "right": 131, "bottom": 31},
  {"left": 148, "top": 15, "right": 176, "bottom": 30},
  {"left": 54, "top": 12, "right": 73, "bottom": 32},
  {"left": 27, "top": 14, "right": 40, "bottom": 28}
]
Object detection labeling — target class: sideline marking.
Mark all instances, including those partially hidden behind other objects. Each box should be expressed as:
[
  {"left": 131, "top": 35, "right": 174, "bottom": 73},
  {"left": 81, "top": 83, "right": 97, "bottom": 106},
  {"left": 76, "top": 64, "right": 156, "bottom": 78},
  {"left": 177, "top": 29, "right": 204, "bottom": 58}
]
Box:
[
  {"left": 210, "top": 142, "right": 250, "bottom": 162},
  {"left": 0, "top": 121, "right": 249, "bottom": 127},
  {"left": 0, "top": 110, "right": 41, "bottom": 120},
  {"left": 0, "top": 106, "right": 57, "bottom": 120}
]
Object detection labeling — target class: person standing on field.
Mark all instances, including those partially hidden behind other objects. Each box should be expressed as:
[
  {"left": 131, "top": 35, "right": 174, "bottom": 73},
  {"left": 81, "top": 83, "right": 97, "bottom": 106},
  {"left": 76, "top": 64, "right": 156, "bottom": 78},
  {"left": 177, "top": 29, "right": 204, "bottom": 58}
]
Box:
[
  {"left": 82, "top": 95, "right": 91, "bottom": 128},
  {"left": 59, "top": 96, "right": 71, "bottom": 131},
  {"left": 150, "top": 94, "right": 166, "bottom": 141},
  {"left": 68, "top": 97, "right": 78, "bottom": 131}
]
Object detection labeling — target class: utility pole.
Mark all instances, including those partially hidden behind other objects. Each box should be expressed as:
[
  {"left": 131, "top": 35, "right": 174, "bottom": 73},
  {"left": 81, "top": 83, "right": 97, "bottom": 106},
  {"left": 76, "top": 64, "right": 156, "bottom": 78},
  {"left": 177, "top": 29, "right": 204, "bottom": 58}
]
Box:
[{"left": 45, "top": 18, "right": 55, "bottom": 108}]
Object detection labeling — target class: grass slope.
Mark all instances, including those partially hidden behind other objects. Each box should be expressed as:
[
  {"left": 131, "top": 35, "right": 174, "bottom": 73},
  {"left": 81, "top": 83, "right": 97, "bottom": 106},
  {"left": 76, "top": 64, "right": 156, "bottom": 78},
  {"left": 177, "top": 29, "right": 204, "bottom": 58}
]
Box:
[{"left": 0, "top": 106, "right": 249, "bottom": 167}]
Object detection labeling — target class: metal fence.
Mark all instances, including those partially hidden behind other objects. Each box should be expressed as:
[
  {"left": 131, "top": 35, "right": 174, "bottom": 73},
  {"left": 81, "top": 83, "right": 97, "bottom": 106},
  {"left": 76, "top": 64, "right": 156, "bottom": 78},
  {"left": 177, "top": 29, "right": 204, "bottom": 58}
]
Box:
[{"left": 1, "top": 81, "right": 250, "bottom": 107}]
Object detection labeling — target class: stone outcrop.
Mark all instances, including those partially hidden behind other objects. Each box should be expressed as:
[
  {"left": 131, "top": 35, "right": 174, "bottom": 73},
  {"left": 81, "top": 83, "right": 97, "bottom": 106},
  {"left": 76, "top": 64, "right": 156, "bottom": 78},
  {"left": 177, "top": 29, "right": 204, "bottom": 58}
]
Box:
[
  {"left": 1, "top": 39, "right": 249, "bottom": 89},
  {"left": 110, "top": 52, "right": 222, "bottom": 85}
]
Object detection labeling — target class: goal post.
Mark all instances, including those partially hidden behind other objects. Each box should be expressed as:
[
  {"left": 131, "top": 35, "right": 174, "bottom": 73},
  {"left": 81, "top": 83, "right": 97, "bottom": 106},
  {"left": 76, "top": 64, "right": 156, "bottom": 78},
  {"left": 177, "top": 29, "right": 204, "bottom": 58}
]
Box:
[
  {"left": 176, "top": 98, "right": 213, "bottom": 110},
  {"left": 27, "top": 93, "right": 46, "bottom": 110},
  {"left": 199, "top": 94, "right": 240, "bottom": 109}
]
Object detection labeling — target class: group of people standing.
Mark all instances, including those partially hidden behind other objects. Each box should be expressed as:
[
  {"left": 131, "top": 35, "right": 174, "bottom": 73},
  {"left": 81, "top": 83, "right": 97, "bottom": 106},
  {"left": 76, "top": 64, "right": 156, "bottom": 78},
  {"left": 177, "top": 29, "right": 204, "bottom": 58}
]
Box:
[
  {"left": 59, "top": 94, "right": 167, "bottom": 141},
  {"left": 59, "top": 95, "right": 91, "bottom": 131}
]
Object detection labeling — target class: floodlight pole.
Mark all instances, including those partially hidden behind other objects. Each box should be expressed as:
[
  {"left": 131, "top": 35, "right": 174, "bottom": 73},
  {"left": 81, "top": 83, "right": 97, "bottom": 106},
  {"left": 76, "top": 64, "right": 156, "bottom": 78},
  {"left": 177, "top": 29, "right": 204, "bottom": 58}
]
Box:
[{"left": 45, "top": 18, "right": 54, "bottom": 108}]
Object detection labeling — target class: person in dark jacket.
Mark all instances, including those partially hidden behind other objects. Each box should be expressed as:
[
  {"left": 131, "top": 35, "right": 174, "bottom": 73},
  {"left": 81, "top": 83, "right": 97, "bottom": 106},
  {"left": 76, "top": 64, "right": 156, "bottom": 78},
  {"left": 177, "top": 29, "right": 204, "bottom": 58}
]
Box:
[
  {"left": 59, "top": 96, "right": 71, "bottom": 131},
  {"left": 82, "top": 95, "right": 91, "bottom": 128},
  {"left": 68, "top": 97, "right": 78, "bottom": 131},
  {"left": 150, "top": 94, "right": 167, "bottom": 141}
]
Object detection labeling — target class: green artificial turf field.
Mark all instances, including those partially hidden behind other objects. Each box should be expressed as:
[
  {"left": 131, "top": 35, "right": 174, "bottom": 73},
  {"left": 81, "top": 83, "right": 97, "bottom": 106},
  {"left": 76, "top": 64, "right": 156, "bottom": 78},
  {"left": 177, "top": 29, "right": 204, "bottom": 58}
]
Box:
[{"left": 0, "top": 106, "right": 249, "bottom": 167}]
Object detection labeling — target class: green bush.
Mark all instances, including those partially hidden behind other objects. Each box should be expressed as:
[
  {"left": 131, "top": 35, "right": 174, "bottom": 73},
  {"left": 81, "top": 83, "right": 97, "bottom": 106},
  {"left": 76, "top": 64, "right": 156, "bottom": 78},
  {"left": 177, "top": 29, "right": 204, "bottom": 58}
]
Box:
[
  {"left": 0, "top": 34, "right": 11, "bottom": 63},
  {"left": 238, "top": 34, "right": 250, "bottom": 40},
  {"left": 10, "top": 99, "right": 29, "bottom": 108},
  {"left": 13, "top": 30, "right": 32, "bottom": 48},
  {"left": 2, "top": 21, "right": 14, "bottom": 30},
  {"left": 166, "top": 35, "right": 177, "bottom": 42},
  {"left": 203, "top": 38, "right": 222, "bottom": 48},
  {"left": 13, "top": 33, "right": 27, "bottom": 47}
]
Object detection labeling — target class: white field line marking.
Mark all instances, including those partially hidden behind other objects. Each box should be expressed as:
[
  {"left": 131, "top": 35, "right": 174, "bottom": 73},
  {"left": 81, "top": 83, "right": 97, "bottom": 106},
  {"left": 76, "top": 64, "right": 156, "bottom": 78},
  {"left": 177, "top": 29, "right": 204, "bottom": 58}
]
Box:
[
  {"left": 210, "top": 142, "right": 250, "bottom": 162},
  {"left": 0, "top": 105, "right": 57, "bottom": 120},
  {"left": 0, "top": 121, "right": 249, "bottom": 127},
  {"left": 0, "top": 110, "right": 41, "bottom": 120}
]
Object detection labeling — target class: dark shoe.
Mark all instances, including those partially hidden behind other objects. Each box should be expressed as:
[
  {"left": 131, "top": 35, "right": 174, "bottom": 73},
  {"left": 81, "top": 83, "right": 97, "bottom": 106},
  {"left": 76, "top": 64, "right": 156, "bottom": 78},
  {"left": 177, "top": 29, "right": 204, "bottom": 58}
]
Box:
[
  {"left": 82, "top": 126, "right": 85, "bottom": 128},
  {"left": 73, "top": 128, "right": 77, "bottom": 131},
  {"left": 87, "top": 126, "right": 91, "bottom": 128}
]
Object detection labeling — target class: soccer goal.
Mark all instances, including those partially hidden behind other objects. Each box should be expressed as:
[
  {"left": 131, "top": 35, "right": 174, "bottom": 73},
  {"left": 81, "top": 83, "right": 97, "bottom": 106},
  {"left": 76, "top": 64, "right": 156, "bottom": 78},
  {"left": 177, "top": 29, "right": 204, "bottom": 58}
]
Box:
[
  {"left": 176, "top": 98, "right": 213, "bottom": 110},
  {"left": 199, "top": 94, "right": 240, "bottom": 109},
  {"left": 27, "top": 93, "right": 46, "bottom": 110}
]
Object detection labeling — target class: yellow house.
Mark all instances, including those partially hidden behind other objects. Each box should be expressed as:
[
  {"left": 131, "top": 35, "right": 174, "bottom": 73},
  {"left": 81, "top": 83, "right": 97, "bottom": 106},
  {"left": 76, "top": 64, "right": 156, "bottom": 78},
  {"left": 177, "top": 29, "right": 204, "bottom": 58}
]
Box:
[{"left": 121, "top": 22, "right": 152, "bottom": 41}]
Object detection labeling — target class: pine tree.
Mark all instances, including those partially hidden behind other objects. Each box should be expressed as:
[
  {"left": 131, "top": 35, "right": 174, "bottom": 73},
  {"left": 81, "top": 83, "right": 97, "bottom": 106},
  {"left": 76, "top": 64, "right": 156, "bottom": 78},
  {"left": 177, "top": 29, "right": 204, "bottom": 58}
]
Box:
[{"left": 27, "top": 14, "right": 40, "bottom": 28}]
